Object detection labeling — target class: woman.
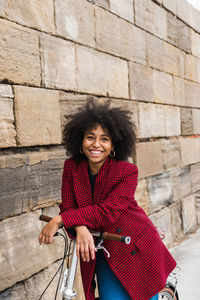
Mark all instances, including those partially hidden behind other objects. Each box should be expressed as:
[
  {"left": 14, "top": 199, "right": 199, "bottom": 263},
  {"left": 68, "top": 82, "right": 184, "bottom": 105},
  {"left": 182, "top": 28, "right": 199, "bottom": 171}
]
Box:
[{"left": 38, "top": 100, "right": 176, "bottom": 300}]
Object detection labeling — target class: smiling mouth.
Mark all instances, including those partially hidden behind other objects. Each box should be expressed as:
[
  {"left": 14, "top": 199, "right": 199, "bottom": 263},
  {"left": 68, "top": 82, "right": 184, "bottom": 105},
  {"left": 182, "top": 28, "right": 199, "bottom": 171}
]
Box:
[{"left": 89, "top": 150, "right": 103, "bottom": 155}]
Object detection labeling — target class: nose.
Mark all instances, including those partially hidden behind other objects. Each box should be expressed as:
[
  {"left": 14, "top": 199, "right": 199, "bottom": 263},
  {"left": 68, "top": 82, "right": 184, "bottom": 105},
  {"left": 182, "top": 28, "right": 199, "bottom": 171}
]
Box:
[{"left": 93, "top": 138, "right": 101, "bottom": 147}]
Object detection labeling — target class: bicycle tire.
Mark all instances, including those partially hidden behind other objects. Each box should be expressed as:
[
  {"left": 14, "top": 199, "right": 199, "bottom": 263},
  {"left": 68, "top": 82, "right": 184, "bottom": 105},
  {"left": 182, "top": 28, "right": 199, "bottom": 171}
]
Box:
[{"left": 159, "top": 283, "right": 179, "bottom": 300}]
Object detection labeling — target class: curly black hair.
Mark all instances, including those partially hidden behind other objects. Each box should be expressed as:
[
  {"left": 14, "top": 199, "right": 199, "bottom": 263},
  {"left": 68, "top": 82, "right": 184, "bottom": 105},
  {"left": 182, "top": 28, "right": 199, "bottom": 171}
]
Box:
[{"left": 63, "top": 99, "right": 136, "bottom": 163}]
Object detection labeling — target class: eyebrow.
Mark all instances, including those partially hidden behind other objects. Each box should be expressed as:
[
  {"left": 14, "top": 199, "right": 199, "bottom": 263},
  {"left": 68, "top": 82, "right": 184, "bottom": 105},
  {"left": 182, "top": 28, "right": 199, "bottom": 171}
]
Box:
[{"left": 86, "top": 132, "right": 110, "bottom": 137}]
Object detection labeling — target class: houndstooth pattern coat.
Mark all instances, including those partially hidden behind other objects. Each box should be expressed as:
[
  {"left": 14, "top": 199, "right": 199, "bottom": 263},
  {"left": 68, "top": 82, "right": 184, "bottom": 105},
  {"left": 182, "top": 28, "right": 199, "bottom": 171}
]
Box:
[{"left": 59, "top": 157, "right": 176, "bottom": 300}]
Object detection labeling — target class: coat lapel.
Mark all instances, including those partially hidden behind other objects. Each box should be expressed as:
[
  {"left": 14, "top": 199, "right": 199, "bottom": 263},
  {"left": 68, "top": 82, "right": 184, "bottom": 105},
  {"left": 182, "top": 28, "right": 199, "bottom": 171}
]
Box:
[{"left": 73, "top": 157, "right": 114, "bottom": 207}]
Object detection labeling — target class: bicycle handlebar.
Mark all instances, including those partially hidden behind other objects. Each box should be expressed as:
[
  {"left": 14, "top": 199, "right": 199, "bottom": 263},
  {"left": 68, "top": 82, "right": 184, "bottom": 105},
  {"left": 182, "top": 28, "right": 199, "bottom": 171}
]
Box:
[{"left": 39, "top": 214, "right": 131, "bottom": 245}]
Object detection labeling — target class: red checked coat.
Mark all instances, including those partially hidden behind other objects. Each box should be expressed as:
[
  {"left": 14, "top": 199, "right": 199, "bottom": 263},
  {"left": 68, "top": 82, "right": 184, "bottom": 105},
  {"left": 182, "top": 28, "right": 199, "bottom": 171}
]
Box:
[{"left": 59, "top": 157, "right": 176, "bottom": 300}]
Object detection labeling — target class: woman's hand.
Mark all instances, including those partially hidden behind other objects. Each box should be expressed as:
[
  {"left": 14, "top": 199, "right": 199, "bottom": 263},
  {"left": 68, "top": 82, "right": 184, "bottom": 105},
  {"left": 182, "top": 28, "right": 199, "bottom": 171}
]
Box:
[
  {"left": 38, "top": 215, "right": 63, "bottom": 245},
  {"left": 75, "top": 226, "right": 97, "bottom": 262}
]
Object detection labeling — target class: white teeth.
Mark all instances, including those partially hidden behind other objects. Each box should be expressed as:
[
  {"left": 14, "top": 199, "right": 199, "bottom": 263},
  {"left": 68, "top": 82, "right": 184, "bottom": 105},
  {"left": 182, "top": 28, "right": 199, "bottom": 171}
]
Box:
[{"left": 90, "top": 151, "right": 101, "bottom": 154}]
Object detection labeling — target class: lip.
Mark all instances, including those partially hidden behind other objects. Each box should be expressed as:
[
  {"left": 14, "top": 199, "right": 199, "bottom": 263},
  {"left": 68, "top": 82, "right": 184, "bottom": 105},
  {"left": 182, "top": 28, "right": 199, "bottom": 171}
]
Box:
[{"left": 88, "top": 150, "right": 103, "bottom": 156}]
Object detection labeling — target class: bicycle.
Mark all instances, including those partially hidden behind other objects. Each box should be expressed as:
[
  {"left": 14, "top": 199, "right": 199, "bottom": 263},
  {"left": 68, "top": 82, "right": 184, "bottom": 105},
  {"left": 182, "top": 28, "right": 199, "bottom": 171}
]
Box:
[{"left": 39, "top": 215, "right": 181, "bottom": 300}]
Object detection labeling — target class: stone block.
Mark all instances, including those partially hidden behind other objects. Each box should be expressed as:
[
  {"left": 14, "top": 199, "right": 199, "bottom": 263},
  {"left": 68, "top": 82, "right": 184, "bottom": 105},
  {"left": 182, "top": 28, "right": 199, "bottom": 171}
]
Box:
[
  {"left": 196, "top": 193, "right": 200, "bottom": 225},
  {"left": 171, "top": 166, "right": 191, "bottom": 202},
  {"left": 146, "top": 33, "right": 163, "bottom": 71},
  {"left": 0, "top": 0, "right": 55, "bottom": 33},
  {"left": 0, "top": 92, "right": 16, "bottom": 148},
  {"left": 162, "top": 41, "right": 184, "bottom": 77},
  {"left": 0, "top": 157, "right": 64, "bottom": 219},
  {"left": 138, "top": 103, "right": 180, "bottom": 138},
  {"left": 162, "top": 0, "right": 177, "bottom": 14},
  {"left": 153, "top": 207, "right": 174, "bottom": 247},
  {"left": 76, "top": 46, "right": 129, "bottom": 98},
  {"left": 55, "top": 0, "right": 95, "bottom": 47},
  {"left": 138, "top": 103, "right": 165, "bottom": 138},
  {"left": 185, "top": 80, "right": 200, "bottom": 108},
  {"left": 190, "top": 6, "right": 200, "bottom": 34},
  {"left": 136, "top": 141, "right": 163, "bottom": 178},
  {"left": 109, "top": 0, "right": 134, "bottom": 22},
  {"left": 134, "top": 179, "right": 149, "bottom": 213},
  {"left": 165, "top": 105, "right": 181, "bottom": 137},
  {"left": 167, "top": 13, "right": 190, "bottom": 53},
  {"left": 171, "top": 202, "right": 183, "bottom": 241},
  {"left": 190, "top": 162, "right": 200, "bottom": 193},
  {"left": 14, "top": 86, "right": 61, "bottom": 146},
  {"left": 129, "top": 62, "right": 153, "bottom": 102},
  {"left": 191, "top": 29, "right": 200, "bottom": 59},
  {"left": 174, "top": 76, "right": 185, "bottom": 106},
  {"left": 184, "top": 54, "right": 200, "bottom": 83},
  {"left": 40, "top": 33, "right": 76, "bottom": 91},
  {"left": 0, "top": 210, "right": 64, "bottom": 291},
  {"left": 181, "top": 108, "right": 193, "bottom": 135},
  {"left": 161, "top": 139, "right": 180, "bottom": 170},
  {"left": 0, "top": 19, "right": 40, "bottom": 85},
  {"left": 135, "top": 0, "right": 167, "bottom": 40},
  {"left": 0, "top": 84, "right": 13, "bottom": 98},
  {"left": 176, "top": 0, "right": 191, "bottom": 25},
  {"left": 182, "top": 194, "right": 197, "bottom": 234},
  {"left": 153, "top": 69, "right": 174, "bottom": 105},
  {"left": 95, "top": 7, "right": 146, "bottom": 64},
  {"left": 147, "top": 172, "right": 173, "bottom": 214},
  {"left": 192, "top": 108, "right": 200, "bottom": 134},
  {"left": 180, "top": 137, "right": 200, "bottom": 167},
  {"left": 89, "top": 0, "right": 109, "bottom": 9}
]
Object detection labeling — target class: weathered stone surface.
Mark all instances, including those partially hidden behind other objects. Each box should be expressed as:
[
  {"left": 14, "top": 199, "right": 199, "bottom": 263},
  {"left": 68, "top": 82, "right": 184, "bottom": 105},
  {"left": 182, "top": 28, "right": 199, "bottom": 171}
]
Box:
[
  {"left": 185, "top": 80, "right": 200, "bottom": 108},
  {"left": 182, "top": 194, "right": 197, "bottom": 234},
  {"left": 0, "top": 157, "right": 64, "bottom": 220},
  {"left": 0, "top": 210, "right": 64, "bottom": 291},
  {"left": 171, "top": 202, "right": 183, "bottom": 241},
  {"left": 162, "top": 41, "right": 184, "bottom": 77},
  {"left": 138, "top": 103, "right": 180, "bottom": 138},
  {"left": 147, "top": 172, "right": 173, "bottom": 214},
  {"left": 55, "top": 0, "right": 95, "bottom": 47},
  {"left": 0, "top": 0, "right": 55, "bottom": 33},
  {"left": 89, "top": 0, "right": 109, "bottom": 9},
  {"left": 167, "top": 13, "right": 190, "bottom": 52},
  {"left": 190, "top": 5, "right": 200, "bottom": 34},
  {"left": 76, "top": 46, "right": 129, "bottom": 98},
  {"left": 0, "top": 19, "right": 40, "bottom": 85},
  {"left": 190, "top": 162, "right": 200, "bottom": 193},
  {"left": 180, "top": 137, "right": 200, "bottom": 167},
  {"left": 184, "top": 54, "right": 200, "bottom": 83},
  {"left": 153, "top": 69, "right": 174, "bottom": 105},
  {"left": 135, "top": 179, "right": 149, "bottom": 213},
  {"left": 196, "top": 193, "right": 200, "bottom": 225},
  {"left": 161, "top": 139, "right": 180, "bottom": 170},
  {"left": 171, "top": 166, "right": 191, "bottom": 202},
  {"left": 0, "top": 84, "right": 13, "bottom": 98},
  {"left": 95, "top": 7, "right": 146, "bottom": 64},
  {"left": 138, "top": 103, "right": 165, "bottom": 138},
  {"left": 129, "top": 63, "right": 153, "bottom": 102},
  {"left": 191, "top": 29, "right": 200, "bottom": 59},
  {"left": 181, "top": 108, "right": 193, "bottom": 135},
  {"left": 151, "top": 207, "right": 173, "bottom": 247},
  {"left": 174, "top": 76, "right": 186, "bottom": 106},
  {"left": 146, "top": 33, "right": 184, "bottom": 76},
  {"left": 136, "top": 141, "right": 163, "bottom": 178},
  {"left": 109, "top": 0, "right": 134, "bottom": 22},
  {"left": 0, "top": 96, "right": 16, "bottom": 148},
  {"left": 165, "top": 105, "right": 181, "bottom": 137},
  {"left": 192, "top": 108, "right": 200, "bottom": 134},
  {"left": 14, "top": 86, "right": 61, "bottom": 146},
  {"left": 135, "top": 0, "right": 167, "bottom": 40},
  {"left": 162, "top": 0, "right": 176, "bottom": 14},
  {"left": 40, "top": 33, "right": 76, "bottom": 91}
]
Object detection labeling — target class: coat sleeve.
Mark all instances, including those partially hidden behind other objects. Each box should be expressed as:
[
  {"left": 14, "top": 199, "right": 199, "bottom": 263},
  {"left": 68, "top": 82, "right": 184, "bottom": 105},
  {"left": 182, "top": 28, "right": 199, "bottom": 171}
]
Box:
[{"left": 60, "top": 164, "right": 138, "bottom": 231}]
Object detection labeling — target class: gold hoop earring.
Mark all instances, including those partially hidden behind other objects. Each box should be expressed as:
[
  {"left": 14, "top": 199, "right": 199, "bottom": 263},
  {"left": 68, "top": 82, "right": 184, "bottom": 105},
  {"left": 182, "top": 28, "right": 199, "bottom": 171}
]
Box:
[
  {"left": 80, "top": 147, "right": 83, "bottom": 154},
  {"left": 110, "top": 150, "right": 115, "bottom": 157}
]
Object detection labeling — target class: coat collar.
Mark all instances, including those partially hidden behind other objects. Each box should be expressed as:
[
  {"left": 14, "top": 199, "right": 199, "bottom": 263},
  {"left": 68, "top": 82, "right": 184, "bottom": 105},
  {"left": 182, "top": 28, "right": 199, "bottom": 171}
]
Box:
[{"left": 73, "top": 157, "right": 114, "bottom": 206}]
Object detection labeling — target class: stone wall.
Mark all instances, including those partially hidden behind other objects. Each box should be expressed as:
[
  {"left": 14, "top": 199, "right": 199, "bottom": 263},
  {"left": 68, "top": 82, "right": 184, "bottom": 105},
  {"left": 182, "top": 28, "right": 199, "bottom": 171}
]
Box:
[{"left": 0, "top": 0, "right": 200, "bottom": 299}]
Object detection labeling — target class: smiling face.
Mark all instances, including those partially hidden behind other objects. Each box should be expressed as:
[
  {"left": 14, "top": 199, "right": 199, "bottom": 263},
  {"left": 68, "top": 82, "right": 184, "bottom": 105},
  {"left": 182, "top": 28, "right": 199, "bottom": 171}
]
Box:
[{"left": 82, "top": 124, "right": 113, "bottom": 174}]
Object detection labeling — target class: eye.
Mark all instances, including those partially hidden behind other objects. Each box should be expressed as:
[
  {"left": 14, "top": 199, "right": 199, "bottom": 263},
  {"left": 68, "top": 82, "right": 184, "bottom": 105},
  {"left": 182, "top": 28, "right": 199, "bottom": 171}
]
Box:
[
  {"left": 101, "top": 137, "right": 109, "bottom": 141},
  {"left": 86, "top": 135, "right": 94, "bottom": 140}
]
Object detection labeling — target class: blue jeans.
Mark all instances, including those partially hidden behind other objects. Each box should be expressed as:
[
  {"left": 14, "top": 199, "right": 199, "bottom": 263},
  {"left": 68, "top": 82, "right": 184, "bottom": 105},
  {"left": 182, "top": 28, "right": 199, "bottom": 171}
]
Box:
[{"left": 95, "top": 250, "right": 158, "bottom": 300}]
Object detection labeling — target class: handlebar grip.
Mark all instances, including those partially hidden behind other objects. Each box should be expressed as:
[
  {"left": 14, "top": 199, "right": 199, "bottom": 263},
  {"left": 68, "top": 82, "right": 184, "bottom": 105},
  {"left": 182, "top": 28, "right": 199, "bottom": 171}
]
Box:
[
  {"left": 102, "top": 232, "right": 131, "bottom": 245},
  {"left": 39, "top": 214, "right": 52, "bottom": 222}
]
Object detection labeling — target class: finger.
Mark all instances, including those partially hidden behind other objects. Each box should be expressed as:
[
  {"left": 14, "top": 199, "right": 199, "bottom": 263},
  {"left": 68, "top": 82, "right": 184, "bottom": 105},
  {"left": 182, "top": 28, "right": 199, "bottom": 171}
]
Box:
[
  {"left": 80, "top": 246, "right": 86, "bottom": 262},
  {"left": 84, "top": 244, "right": 90, "bottom": 262},
  {"left": 90, "top": 244, "right": 96, "bottom": 260},
  {"left": 76, "top": 244, "right": 80, "bottom": 259}
]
